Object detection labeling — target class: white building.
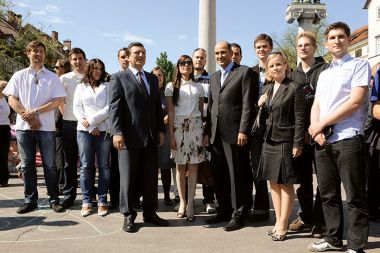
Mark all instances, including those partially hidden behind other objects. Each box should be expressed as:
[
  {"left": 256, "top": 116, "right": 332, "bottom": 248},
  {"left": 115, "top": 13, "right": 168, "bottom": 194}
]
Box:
[{"left": 364, "top": 0, "right": 380, "bottom": 67}]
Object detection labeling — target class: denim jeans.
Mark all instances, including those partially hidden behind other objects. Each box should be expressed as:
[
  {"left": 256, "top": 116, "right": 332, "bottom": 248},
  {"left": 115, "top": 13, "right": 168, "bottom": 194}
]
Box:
[
  {"left": 16, "top": 130, "right": 59, "bottom": 205},
  {"left": 62, "top": 120, "right": 78, "bottom": 201},
  {"left": 77, "top": 131, "right": 111, "bottom": 205},
  {"left": 315, "top": 135, "right": 368, "bottom": 251}
]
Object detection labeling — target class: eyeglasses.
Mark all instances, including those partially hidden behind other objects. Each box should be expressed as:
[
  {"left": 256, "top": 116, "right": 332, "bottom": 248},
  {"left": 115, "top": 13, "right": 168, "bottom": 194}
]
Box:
[
  {"left": 33, "top": 74, "right": 38, "bottom": 85},
  {"left": 179, "top": 60, "right": 192, "bottom": 67}
]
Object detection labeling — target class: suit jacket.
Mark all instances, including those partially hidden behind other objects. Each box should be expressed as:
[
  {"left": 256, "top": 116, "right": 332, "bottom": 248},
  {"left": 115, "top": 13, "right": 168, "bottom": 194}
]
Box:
[
  {"left": 262, "top": 77, "right": 305, "bottom": 148},
  {"left": 109, "top": 68, "right": 165, "bottom": 149},
  {"left": 205, "top": 62, "right": 254, "bottom": 144}
]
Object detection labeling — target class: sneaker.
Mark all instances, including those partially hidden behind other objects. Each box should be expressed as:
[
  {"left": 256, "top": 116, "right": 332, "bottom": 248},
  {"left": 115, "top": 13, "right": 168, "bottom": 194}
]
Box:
[
  {"left": 347, "top": 249, "right": 365, "bottom": 253},
  {"left": 50, "top": 203, "right": 65, "bottom": 213},
  {"left": 80, "top": 206, "right": 92, "bottom": 217},
  {"left": 307, "top": 239, "right": 343, "bottom": 252},
  {"left": 311, "top": 226, "right": 325, "bottom": 238},
  {"left": 205, "top": 203, "right": 216, "bottom": 214},
  {"left": 289, "top": 217, "right": 309, "bottom": 231},
  {"left": 16, "top": 202, "right": 37, "bottom": 214},
  {"left": 98, "top": 205, "right": 108, "bottom": 216}
]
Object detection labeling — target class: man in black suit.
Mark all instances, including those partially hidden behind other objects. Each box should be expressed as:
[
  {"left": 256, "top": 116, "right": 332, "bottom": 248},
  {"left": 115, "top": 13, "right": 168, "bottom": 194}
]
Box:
[
  {"left": 109, "top": 42, "right": 169, "bottom": 233},
  {"left": 204, "top": 41, "right": 256, "bottom": 231}
]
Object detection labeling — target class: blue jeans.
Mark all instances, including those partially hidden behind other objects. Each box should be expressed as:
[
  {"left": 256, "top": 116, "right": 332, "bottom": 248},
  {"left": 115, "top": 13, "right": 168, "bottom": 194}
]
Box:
[
  {"left": 77, "top": 131, "right": 111, "bottom": 205},
  {"left": 16, "top": 130, "right": 59, "bottom": 205}
]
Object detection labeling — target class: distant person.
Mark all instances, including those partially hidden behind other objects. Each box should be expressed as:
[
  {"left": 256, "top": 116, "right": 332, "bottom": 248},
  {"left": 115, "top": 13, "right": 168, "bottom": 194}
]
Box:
[
  {"left": 307, "top": 22, "right": 370, "bottom": 253},
  {"left": 109, "top": 42, "right": 168, "bottom": 233},
  {"left": 250, "top": 34, "right": 273, "bottom": 222},
  {"left": 231, "top": 43, "right": 242, "bottom": 65},
  {"left": 166, "top": 55, "right": 205, "bottom": 222},
  {"left": 204, "top": 41, "right": 255, "bottom": 232},
  {"left": 0, "top": 80, "right": 10, "bottom": 187},
  {"left": 60, "top": 48, "right": 87, "bottom": 209},
  {"left": 289, "top": 31, "right": 329, "bottom": 238},
  {"left": 3, "top": 41, "right": 66, "bottom": 213},
  {"left": 118, "top": 47, "right": 129, "bottom": 71},
  {"left": 54, "top": 58, "right": 71, "bottom": 193},
  {"left": 192, "top": 47, "right": 216, "bottom": 214},
  {"left": 152, "top": 66, "right": 175, "bottom": 206},
  {"left": 257, "top": 52, "right": 305, "bottom": 241},
  {"left": 73, "top": 58, "right": 111, "bottom": 217}
]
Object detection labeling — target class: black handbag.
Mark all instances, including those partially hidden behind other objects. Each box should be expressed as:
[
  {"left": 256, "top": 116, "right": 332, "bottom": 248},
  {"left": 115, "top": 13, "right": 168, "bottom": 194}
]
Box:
[{"left": 251, "top": 106, "right": 266, "bottom": 137}]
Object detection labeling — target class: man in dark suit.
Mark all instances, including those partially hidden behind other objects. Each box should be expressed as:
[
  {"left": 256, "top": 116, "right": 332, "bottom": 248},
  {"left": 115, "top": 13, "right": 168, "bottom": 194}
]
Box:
[
  {"left": 204, "top": 41, "right": 256, "bottom": 231},
  {"left": 109, "top": 42, "right": 169, "bottom": 233}
]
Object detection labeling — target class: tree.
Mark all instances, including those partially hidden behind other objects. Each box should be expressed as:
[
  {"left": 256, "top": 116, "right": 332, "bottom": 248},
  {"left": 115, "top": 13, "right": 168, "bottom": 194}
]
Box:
[
  {"left": 0, "top": 0, "right": 11, "bottom": 17},
  {"left": 156, "top": 52, "right": 175, "bottom": 83},
  {"left": 271, "top": 21, "right": 328, "bottom": 70}
]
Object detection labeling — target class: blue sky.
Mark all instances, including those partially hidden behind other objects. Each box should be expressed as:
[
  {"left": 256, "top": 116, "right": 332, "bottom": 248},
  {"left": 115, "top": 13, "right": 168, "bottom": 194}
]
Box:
[{"left": 11, "top": 0, "right": 368, "bottom": 74}]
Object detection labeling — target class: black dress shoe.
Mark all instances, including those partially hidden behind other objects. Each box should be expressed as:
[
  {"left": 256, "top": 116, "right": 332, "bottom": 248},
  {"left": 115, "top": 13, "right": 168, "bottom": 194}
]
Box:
[
  {"left": 164, "top": 198, "right": 173, "bottom": 206},
  {"left": 144, "top": 214, "right": 169, "bottom": 226},
  {"left": 123, "top": 216, "right": 137, "bottom": 233},
  {"left": 51, "top": 203, "right": 65, "bottom": 213},
  {"left": 61, "top": 199, "right": 74, "bottom": 209},
  {"left": 223, "top": 217, "right": 244, "bottom": 232},
  {"left": 206, "top": 213, "right": 230, "bottom": 224},
  {"left": 16, "top": 202, "right": 38, "bottom": 214}
]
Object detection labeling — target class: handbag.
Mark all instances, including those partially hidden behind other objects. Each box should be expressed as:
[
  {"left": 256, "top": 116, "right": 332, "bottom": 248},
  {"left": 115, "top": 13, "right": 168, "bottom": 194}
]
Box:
[
  {"left": 197, "top": 160, "right": 214, "bottom": 185},
  {"left": 250, "top": 106, "right": 266, "bottom": 138}
]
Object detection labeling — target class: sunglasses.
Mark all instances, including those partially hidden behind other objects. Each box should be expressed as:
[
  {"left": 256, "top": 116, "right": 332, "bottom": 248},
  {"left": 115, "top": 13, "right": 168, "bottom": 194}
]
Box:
[
  {"left": 54, "top": 65, "right": 63, "bottom": 69},
  {"left": 179, "top": 60, "right": 192, "bottom": 67}
]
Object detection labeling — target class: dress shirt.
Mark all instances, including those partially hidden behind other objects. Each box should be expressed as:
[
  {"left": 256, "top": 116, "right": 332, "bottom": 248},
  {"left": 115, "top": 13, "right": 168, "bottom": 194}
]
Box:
[
  {"left": 3, "top": 66, "right": 66, "bottom": 131},
  {"left": 316, "top": 54, "right": 370, "bottom": 142},
  {"left": 60, "top": 71, "right": 85, "bottom": 121},
  {"left": 165, "top": 79, "right": 205, "bottom": 118},
  {"left": 73, "top": 82, "right": 110, "bottom": 132},
  {"left": 129, "top": 66, "right": 150, "bottom": 95},
  {"left": 220, "top": 62, "right": 234, "bottom": 86}
]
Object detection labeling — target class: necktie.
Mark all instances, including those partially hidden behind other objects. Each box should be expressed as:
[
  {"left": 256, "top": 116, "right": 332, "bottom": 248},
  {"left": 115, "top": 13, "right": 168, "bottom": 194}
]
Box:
[
  {"left": 221, "top": 69, "right": 228, "bottom": 87},
  {"left": 137, "top": 71, "right": 149, "bottom": 100}
]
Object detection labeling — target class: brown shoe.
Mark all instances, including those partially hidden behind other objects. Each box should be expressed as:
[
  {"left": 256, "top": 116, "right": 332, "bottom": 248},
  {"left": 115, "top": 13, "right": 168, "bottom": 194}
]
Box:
[
  {"left": 80, "top": 206, "right": 92, "bottom": 217},
  {"left": 289, "top": 217, "right": 309, "bottom": 231},
  {"left": 98, "top": 205, "right": 108, "bottom": 216}
]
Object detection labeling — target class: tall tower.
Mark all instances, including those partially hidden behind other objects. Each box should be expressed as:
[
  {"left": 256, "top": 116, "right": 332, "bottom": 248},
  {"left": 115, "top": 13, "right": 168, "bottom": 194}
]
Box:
[{"left": 198, "top": 0, "right": 216, "bottom": 73}]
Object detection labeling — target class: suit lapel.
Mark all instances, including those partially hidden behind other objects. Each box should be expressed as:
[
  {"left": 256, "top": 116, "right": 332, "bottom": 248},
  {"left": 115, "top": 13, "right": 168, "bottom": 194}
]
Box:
[
  {"left": 271, "top": 83, "right": 287, "bottom": 105},
  {"left": 220, "top": 63, "right": 239, "bottom": 92},
  {"left": 213, "top": 70, "right": 221, "bottom": 93}
]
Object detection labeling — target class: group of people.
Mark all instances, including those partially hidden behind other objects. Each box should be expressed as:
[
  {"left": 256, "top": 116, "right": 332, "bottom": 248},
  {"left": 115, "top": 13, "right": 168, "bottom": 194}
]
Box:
[{"left": 0, "top": 21, "right": 379, "bottom": 253}]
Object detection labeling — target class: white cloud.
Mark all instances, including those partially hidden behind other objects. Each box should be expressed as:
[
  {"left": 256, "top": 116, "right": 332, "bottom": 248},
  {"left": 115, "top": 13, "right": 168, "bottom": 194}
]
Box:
[
  {"left": 123, "top": 32, "right": 154, "bottom": 45},
  {"left": 178, "top": 34, "right": 188, "bottom": 40},
  {"left": 45, "top": 4, "right": 60, "bottom": 13},
  {"left": 30, "top": 10, "right": 46, "bottom": 16},
  {"left": 100, "top": 32, "right": 122, "bottom": 38},
  {"left": 13, "top": 1, "right": 29, "bottom": 8},
  {"left": 46, "top": 16, "right": 70, "bottom": 24}
]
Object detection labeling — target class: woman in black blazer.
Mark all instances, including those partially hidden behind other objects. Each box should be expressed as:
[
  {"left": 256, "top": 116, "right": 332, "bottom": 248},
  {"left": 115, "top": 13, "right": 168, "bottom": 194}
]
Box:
[{"left": 257, "top": 52, "right": 305, "bottom": 241}]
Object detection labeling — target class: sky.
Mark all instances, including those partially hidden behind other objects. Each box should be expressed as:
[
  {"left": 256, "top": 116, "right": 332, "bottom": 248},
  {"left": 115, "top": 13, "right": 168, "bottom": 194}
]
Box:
[{"left": 10, "top": 0, "right": 368, "bottom": 74}]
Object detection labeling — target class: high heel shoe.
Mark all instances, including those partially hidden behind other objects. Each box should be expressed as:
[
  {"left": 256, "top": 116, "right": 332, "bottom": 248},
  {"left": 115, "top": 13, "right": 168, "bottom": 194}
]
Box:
[
  {"left": 177, "top": 212, "right": 186, "bottom": 218},
  {"left": 267, "top": 229, "right": 275, "bottom": 236},
  {"left": 271, "top": 233, "right": 287, "bottom": 241}
]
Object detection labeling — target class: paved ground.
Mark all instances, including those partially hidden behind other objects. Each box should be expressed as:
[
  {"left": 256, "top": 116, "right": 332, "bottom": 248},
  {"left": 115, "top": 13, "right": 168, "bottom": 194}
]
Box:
[{"left": 0, "top": 169, "right": 379, "bottom": 253}]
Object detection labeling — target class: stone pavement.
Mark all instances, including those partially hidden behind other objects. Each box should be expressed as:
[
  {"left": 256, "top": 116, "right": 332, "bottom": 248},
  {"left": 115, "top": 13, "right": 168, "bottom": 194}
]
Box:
[{"left": 0, "top": 171, "right": 379, "bottom": 253}]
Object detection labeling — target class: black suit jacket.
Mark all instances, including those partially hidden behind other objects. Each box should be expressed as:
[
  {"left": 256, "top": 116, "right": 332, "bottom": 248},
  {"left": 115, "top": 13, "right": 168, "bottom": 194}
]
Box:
[
  {"left": 109, "top": 68, "right": 165, "bottom": 149},
  {"left": 262, "top": 77, "right": 305, "bottom": 148},
  {"left": 205, "top": 62, "right": 254, "bottom": 144}
]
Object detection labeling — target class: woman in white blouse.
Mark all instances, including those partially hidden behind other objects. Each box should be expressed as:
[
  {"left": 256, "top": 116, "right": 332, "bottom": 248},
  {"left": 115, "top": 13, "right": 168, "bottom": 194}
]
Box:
[
  {"left": 73, "top": 59, "right": 111, "bottom": 217},
  {"left": 0, "top": 81, "right": 11, "bottom": 187},
  {"left": 165, "top": 55, "right": 205, "bottom": 222}
]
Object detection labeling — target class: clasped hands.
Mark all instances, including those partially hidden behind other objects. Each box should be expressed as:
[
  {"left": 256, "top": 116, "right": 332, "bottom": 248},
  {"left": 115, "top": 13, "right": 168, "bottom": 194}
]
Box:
[
  {"left": 308, "top": 121, "right": 326, "bottom": 146},
  {"left": 21, "top": 109, "right": 40, "bottom": 130}
]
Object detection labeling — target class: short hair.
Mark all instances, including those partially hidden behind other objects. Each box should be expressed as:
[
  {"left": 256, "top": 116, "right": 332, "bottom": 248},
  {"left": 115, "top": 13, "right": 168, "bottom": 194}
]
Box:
[
  {"left": 69, "top": 48, "right": 86, "bottom": 60},
  {"left": 0, "top": 80, "right": 7, "bottom": 90},
  {"left": 192, "top": 48, "right": 207, "bottom": 59},
  {"left": 231, "top": 43, "right": 242, "bottom": 56},
  {"left": 127, "top": 42, "right": 145, "bottom": 52},
  {"left": 265, "top": 52, "right": 291, "bottom": 82},
  {"left": 117, "top": 47, "right": 129, "bottom": 58},
  {"left": 254, "top": 34, "right": 273, "bottom": 49},
  {"left": 216, "top": 41, "right": 232, "bottom": 52},
  {"left": 56, "top": 58, "right": 71, "bottom": 73},
  {"left": 296, "top": 31, "right": 317, "bottom": 47},
  {"left": 324, "top": 22, "right": 351, "bottom": 38},
  {"left": 26, "top": 41, "right": 46, "bottom": 53}
]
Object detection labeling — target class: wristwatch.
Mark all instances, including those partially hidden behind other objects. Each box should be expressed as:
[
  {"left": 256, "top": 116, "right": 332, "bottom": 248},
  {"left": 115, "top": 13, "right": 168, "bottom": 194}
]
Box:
[{"left": 35, "top": 109, "right": 39, "bottom": 116}]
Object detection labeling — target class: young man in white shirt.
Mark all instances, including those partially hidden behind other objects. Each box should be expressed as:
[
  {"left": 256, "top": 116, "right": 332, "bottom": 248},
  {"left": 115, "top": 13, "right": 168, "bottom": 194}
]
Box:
[
  {"left": 3, "top": 41, "right": 66, "bottom": 214},
  {"left": 307, "top": 22, "right": 370, "bottom": 253}
]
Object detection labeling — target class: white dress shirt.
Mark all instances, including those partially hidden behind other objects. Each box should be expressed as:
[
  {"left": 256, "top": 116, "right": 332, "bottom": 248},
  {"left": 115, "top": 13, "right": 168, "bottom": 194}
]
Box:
[
  {"left": 60, "top": 71, "right": 85, "bottom": 121},
  {"left": 0, "top": 97, "right": 10, "bottom": 125}
]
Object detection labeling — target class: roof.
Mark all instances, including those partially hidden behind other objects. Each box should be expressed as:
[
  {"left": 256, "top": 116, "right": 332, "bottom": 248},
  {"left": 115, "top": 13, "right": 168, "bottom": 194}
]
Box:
[
  {"left": 350, "top": 25, "right": 368, "bottom": 45},
  {"left": 364, "top": 0, "right": 371, "bottom": 9}
]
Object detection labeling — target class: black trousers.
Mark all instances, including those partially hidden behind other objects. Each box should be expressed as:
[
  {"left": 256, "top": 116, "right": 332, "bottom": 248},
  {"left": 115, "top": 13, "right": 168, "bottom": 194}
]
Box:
[
  {"left": 0, "top": 125, "right": 10, "bottom": 184},
  {"left": 62, "top": 120, "right": 78, "bottom": 202},
  {"left": 210, "top": 131, "right": 252, "bottom": 217},
  {"left": 249, "top": 136, "right": 269, "bottom": 212},
  {"left": 293, "top": 143, "right": 324, "bottom": 226},
  {"left": 118, "top": 139, "right": 158, "bottom": 219},
  {"left": 367, "top": 146, "right": 380, "bottom": 217},
  {"left": 315, "top": 135, "right": 368, "bottom": 251},
  {"left": 55, "top": 133, "right": 64, "bottom": 189}
]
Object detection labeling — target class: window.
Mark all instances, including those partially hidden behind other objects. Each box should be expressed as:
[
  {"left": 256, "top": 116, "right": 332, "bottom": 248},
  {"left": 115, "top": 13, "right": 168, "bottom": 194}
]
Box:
[
  {"left": 355, "top": 49, "right": 362, "bottom": 58},
  {"left": 377, "top": 36, "right": 380, "bottom": 55},
  {"left": 378, "top": 7, "right": 380, "bottom": 20}
]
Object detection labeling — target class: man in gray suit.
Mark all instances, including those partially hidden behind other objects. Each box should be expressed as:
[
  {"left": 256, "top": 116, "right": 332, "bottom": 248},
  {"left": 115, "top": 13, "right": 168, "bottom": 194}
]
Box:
[
  {"left": 204, "top": 41, "right": 256, "bottom": 231},
  {"left": 109, "top": 42, "right": 168, "bottom": 233}
]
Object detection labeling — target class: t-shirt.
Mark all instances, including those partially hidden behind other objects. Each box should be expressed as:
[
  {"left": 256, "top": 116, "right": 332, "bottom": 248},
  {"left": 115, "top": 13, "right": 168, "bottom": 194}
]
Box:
[
  {"left": 0, "top": 97, "right": 10, "bottom": 125},
  {"left": 3, "top": 66, "right": 66, "bottom": 131}
]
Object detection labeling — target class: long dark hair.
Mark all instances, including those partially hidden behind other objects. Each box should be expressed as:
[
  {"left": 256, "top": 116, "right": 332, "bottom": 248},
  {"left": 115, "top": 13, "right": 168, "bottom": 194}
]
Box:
[
  {"left": 172, "top": 55, "right": 195, "bottom": 106},
  {"left": 82, "top": 58, "right": 107, "bottom": 87}
]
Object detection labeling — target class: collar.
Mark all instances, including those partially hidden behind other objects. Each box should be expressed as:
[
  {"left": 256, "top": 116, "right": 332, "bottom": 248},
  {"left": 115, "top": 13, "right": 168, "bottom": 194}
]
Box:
[
  {"left": 180, "top": 78, "right": 194, "bottom": 85},
  {"left": 28, "top": 65, "right": 48, "bottom": 75},
  {"left": 129, "top": 66, "right": 145, "bottom": 77},
  {"left": 221, "top": 62, "right": 234, "bottom": 72},
  {"left": 331, "top": 53, "right": 352, "bottom": 67}
]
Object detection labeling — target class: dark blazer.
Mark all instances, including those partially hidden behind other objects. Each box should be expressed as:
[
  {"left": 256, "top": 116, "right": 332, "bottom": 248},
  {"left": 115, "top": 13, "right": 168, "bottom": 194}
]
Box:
[
  {"left": 262, "top": 77, "right": 305, "bottom": 148},
  {"left": 109, "top": 68, "right": 165, "bottom": 148},
  {"left": 205, "top": 62, "right": 254, "bottom": 144}
]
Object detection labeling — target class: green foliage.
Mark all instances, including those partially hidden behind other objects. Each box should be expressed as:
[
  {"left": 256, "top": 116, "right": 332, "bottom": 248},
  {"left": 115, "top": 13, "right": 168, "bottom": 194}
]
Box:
[
  {"left": 156, "top": 52, "right": 175, "bottom": 83},
  {"left": 0, "top": 0, "right": 11, "bottom": 17},
  {"left": 271, "top": 21, "right": 328, "bottom": 69}
]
